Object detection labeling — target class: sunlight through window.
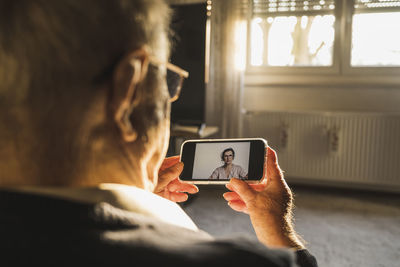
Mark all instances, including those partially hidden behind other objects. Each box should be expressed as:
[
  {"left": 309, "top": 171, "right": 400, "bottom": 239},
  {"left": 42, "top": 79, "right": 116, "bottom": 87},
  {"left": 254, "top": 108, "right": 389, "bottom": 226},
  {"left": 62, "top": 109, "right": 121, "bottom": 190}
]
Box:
[
  {"left": 247, "top": 0, "right": 400, "bottom": 76},
  {"left": 234, "top": 20, "right": 247, "bottom": 71},
  {"left": 251, "top": 18, "right": 264, "bottom": 66},
  {"left": 352, "top": 12, "right": 400, "bottom": 66},
  {"left": 249, "top": 0, "right": 336, "bottom": 67},
  {"left": 250, "top": 15, "right": 335, "bottom": 66}
]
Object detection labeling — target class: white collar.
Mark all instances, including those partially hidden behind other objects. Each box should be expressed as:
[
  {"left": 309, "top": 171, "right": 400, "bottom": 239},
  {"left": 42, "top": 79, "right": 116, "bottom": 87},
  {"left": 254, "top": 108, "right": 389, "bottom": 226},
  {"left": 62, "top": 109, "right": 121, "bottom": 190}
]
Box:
[{"left": 11, "top": 183, "right": 199, "bottom": 231}]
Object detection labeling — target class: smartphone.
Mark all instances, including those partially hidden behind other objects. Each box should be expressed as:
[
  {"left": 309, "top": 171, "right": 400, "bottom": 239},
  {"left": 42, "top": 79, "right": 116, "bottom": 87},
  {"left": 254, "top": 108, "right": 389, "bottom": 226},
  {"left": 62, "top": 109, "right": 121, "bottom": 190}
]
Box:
[{"left": 179, "top": 138, "right": 267, "bottom": 184}]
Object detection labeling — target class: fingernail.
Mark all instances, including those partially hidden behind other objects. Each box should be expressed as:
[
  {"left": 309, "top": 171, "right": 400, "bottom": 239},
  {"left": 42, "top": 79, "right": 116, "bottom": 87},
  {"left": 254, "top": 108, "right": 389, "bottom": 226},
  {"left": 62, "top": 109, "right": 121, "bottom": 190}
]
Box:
[{"left": 190, "top": 187, "right": 199, "bottom": 194}]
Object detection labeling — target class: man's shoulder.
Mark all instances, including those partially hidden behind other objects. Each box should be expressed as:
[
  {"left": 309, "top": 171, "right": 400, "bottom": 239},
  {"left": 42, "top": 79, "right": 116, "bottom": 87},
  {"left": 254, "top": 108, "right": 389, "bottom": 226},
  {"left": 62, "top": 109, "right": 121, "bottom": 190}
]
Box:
[
  {"left": 0, "top": 190, "right": 297, "bottom": 266},
  {"left": 96, "top": 230, "right": 296, "bottom": 266}
]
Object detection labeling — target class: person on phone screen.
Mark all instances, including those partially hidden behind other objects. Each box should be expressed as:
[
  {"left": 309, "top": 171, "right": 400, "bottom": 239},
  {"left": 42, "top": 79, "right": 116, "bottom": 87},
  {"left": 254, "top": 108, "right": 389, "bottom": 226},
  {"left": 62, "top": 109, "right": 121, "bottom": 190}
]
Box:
[
  {"left": 209, "top": 148, "right": 248, "bottom": 180},
  {"left": 0, "top": 1, "right": 317, "bottom": 266}
]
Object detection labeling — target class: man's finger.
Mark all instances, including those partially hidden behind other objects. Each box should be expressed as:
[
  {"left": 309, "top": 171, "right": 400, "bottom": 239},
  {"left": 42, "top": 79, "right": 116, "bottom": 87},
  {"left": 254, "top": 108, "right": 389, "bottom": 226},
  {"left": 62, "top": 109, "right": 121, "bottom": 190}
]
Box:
[
  {"left": 266, "top": 147, "right": 283, "bottom": 184},
  {"left": 158, "top": 162, "right": 184, "bottom": 189},
  {"left": 265, "top": 147, "right": 292, "bottom": 195},
  {"left": 223, "top": 191, "right": 242, "bottom": 201},
  {"left": 258, "top": 147, "right": 269, "bottom": 184},
  {"left": 159, "top": 156, "right": 180, "bottom": 172},
  {"left": 225, "top": 183, "right": 234, "bottom": 191},
  {"left": 169, "top": 192, "right": 189, "bottom": 202},
  {"left": 249, "top": 183, "right": 267, "bottom": 192},
  {"left": 167, "top": 179, "right": 199, "bottom": 194},
  {"left": 227, "top": 181, "right": 265, "bottom": 193},
  {"left": 227, "top": 200, "right": 249, "bottom": 214},
  {"left": 228, "top": 178, "right": 256, "bottom": 203}
]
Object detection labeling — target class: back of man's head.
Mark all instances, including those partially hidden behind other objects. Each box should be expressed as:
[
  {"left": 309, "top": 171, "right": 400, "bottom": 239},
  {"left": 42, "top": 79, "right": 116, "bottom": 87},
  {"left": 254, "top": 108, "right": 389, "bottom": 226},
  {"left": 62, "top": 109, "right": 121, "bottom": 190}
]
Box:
[
  {"left": 0, "top": 0, "right": 169, "bottom": 105},
  {"left": 0, "top": 0, "right": 170, "bottom": 185}
]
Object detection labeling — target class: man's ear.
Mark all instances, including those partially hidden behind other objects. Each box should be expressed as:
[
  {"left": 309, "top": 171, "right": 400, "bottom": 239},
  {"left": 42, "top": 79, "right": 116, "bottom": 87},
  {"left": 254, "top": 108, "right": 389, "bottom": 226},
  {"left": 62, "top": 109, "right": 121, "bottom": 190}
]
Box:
[{"left": 111, "top": 47, "right": 150, "bottom": 142}]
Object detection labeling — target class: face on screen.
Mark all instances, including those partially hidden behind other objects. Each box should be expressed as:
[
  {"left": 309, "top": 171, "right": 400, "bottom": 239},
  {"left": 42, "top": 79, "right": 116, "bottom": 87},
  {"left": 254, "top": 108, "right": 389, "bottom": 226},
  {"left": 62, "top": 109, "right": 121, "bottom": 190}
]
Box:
[
  {"left": 180, "top": 138, "right": 266, "bottom": 183},
  {"left": 192, "top": 142, "right": 250, "bottom": 180}
]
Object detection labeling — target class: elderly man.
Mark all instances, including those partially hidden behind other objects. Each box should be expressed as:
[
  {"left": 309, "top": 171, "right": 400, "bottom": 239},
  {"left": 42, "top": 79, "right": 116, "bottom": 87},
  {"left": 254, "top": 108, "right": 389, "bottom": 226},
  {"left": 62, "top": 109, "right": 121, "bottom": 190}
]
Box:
[{"left": 0, "top": 0, "right": 316, "bottom": 266}]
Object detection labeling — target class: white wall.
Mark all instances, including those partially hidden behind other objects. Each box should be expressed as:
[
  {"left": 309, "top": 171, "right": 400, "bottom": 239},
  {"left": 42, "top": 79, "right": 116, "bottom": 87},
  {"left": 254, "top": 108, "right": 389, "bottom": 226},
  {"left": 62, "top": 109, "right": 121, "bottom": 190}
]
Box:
[{"left": 243, "top": 86, "right": 400, "bottom": 113}]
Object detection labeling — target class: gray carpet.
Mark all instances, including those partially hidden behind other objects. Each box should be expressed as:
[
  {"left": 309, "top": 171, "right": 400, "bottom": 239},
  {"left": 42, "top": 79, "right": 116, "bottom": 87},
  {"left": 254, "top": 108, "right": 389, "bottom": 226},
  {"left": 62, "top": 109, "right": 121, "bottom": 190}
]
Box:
[{"left": 181, "top": 184, "right": 400, "bottom": 267}]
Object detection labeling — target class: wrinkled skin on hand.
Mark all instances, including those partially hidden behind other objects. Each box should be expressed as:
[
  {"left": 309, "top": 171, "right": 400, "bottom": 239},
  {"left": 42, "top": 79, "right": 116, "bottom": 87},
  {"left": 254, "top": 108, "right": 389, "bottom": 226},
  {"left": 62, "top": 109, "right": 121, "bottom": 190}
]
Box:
[
  {"left": 155, "top": 156, "right": 199, "bottom": 202},
  {"left": 223, "top": 147, "right": 304, "bottom": 249}
]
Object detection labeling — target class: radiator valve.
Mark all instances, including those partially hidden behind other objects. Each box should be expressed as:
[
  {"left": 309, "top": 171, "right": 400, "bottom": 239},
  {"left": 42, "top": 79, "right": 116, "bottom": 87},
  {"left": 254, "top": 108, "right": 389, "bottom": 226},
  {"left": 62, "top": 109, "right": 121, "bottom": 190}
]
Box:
[
  {"left": 327, "top": 126, "right": 340, "bottom": 154},
  {"left": 280, "top": 123, "right": 289, "bottom": 149}
]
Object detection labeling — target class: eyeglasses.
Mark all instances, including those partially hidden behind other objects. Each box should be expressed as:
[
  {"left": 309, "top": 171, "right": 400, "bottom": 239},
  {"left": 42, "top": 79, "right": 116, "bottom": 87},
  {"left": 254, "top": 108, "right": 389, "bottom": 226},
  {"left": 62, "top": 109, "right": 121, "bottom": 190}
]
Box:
[{"left": 150, "top": 57, "right": 189, "bottom": 102}]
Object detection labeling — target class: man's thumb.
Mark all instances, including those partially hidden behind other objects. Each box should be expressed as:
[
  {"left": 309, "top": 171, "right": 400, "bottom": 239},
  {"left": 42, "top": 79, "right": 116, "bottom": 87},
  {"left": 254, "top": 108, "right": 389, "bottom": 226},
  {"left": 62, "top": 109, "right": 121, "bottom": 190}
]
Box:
[
  {"left": 158, "top": 162, "right": 183, "bottom": 185},
  {"left": 267, "top": 147, "right": 284, "bottom": 182},
  {"left": 228, "top": 178, "right": 255, "bottom": 203}
]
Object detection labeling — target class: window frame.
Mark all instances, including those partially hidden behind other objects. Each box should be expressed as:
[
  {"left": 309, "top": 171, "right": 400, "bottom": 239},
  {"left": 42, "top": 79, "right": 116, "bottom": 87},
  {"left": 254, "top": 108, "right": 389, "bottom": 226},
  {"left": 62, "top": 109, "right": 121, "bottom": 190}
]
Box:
[{"left": 245, "top": 0, "right": 400, "bottom": 85}]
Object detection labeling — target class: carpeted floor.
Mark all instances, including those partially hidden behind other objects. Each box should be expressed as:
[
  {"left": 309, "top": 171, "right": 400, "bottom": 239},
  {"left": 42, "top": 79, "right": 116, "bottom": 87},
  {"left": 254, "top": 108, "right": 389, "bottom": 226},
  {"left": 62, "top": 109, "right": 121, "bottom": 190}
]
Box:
[{"left": 181, "top": 184, "right": 400, "bottom": 267}]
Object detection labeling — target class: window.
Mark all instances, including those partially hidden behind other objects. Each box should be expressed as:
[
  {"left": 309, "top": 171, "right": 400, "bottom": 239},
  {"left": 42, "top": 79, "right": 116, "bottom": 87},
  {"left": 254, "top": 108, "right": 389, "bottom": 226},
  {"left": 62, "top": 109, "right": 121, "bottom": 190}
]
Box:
[
  {"left": 351, "top": 0, "right": 400, "bottom": 66},
  {"left": 247, "top": 0, "right": 400, "bottom": 76},
  {"left": 250, "top": 0, "right": 336, "bottom": 67}
]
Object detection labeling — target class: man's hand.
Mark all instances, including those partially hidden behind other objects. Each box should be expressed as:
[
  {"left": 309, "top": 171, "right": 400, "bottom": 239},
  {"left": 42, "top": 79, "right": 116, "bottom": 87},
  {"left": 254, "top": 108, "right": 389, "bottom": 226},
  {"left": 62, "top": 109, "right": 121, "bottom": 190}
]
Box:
[
  {"left": 223, "top": 147, "right": 304, "bottom": 250},
  {"left": 154, "top": 156, "right": 199, "bottom": 202}
]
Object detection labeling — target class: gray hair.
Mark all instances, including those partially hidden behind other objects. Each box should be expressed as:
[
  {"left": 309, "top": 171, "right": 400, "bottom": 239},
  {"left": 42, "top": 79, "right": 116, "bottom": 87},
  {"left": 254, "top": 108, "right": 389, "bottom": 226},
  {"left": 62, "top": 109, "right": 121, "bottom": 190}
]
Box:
[{"left": 0, "top": 0, "right": 170, "bottom": 107}]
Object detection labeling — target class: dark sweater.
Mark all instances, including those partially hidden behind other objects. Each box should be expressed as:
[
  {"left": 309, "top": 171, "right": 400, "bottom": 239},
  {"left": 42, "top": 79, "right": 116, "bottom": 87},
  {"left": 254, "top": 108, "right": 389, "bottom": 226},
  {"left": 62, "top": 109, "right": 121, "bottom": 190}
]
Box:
[{"left": 0, "top": 190, "right": 317, "bottom": 267}]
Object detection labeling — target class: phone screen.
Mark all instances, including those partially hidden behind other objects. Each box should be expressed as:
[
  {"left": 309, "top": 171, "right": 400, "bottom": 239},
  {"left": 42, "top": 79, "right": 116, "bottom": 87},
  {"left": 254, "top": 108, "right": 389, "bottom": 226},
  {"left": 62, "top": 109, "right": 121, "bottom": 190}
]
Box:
[{"left": 180, "top": 139, "right": 266, "bottom": 183}]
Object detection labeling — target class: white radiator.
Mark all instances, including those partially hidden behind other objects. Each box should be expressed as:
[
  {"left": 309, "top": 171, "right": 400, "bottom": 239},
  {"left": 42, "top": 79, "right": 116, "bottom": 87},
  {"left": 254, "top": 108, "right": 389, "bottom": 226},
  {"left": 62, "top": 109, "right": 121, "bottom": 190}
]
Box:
[{"left": 242, "top": 111, "right": 400, "bottom": 192}]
